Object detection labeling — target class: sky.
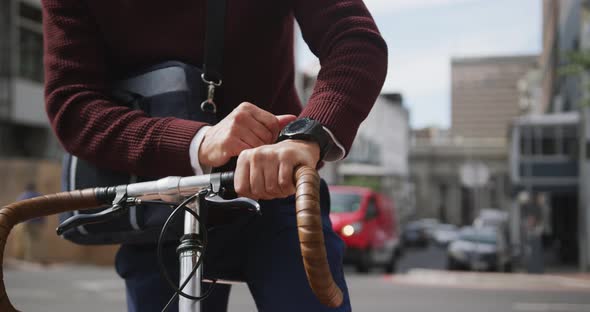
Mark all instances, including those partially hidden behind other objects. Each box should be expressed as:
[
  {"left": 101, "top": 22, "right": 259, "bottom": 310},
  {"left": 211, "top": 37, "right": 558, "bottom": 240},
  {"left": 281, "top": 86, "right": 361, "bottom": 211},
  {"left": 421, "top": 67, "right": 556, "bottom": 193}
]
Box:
[{"left": 296, "top": 0, "right": 542, "bottom": 129}]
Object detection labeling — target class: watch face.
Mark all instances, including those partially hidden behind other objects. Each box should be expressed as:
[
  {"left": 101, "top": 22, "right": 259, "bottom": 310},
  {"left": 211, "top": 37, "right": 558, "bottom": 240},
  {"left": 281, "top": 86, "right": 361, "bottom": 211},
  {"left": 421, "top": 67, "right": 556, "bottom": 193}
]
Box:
[{"left": 286, "top": 118, "right": 310, "bottom": 133}]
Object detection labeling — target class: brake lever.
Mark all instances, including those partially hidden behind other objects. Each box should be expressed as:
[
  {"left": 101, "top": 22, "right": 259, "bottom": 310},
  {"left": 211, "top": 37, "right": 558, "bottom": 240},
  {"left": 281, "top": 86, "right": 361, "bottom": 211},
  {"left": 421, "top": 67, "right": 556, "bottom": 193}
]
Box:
[
  {"left": 56, "top": 186, "right": 129, "bottom": 235},
  {"left": 204, "top": 193, "right": 261, "bottom": 215},
  {"left": 56, "top": 203, "right": 128, "bottom": 235}
]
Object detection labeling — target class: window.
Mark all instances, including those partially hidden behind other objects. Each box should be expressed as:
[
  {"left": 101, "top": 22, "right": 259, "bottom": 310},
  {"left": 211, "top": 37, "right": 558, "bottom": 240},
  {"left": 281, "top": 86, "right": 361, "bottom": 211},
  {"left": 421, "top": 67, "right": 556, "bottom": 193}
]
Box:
[
  {"left": 18, "top": 2, "right": 44, "bottom": 83},
  {"left": 519, "top": 128, "right": 534, "bottom": 156},
  {"left": 564, "top": 137, "right": 578, "bottom": 157},
  {"left": 541, "top": 137, "right": 557, "bottom": 155},
  {"left": 365, "top": 198, "right": 378, "bottom": 219},
  {"left": 330, "top": 193, "right": 362, "bottom": 213},
  {"left": 520, "top": 125, "right": 577, "bottom": 158},
  {"left": 19, "top": 2, "right": 42, "bottom": 23},
  {"left": 563, "top": 98, "right": 572, "bottom": 112},
  {"left": 19, "top": 28, "right": 43, "bottom": 82}
]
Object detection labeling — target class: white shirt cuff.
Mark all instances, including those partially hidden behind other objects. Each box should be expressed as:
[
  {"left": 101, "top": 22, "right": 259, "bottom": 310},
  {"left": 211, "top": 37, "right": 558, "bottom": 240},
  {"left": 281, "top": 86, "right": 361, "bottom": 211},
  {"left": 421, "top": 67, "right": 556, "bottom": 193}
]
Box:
[
  {"left": 322, "top": 126, "right": 345, "bottom": 161},
  {"left": 190, "top": 125, "right": 345, "bottom": 174},
  {"left": 189, "top": 126, "right": 212, "bottom": 175}
]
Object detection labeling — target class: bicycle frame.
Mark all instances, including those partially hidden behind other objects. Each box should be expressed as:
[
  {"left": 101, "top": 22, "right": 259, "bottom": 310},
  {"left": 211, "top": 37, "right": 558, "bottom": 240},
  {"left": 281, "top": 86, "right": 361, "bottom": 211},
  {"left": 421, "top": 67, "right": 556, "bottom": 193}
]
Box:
[{"left": 0, "top": 166, "right": 343, "bottom": 312}]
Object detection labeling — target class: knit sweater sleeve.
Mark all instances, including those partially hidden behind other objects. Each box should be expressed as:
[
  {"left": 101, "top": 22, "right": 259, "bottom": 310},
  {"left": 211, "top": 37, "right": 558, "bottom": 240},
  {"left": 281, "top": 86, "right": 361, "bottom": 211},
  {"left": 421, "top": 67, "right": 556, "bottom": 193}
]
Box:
[
  {"left": 293, "top": 0, "right": 388, "bottom": 155},
  {"left": 42, "top": 0, "right": 205, "bottom": 177}
]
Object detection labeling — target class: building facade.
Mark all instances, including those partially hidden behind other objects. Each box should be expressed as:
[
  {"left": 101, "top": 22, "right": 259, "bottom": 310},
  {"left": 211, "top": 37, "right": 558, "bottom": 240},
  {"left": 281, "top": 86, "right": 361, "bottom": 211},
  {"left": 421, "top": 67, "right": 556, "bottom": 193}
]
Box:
[
  {"left": 321, "top": 93, "right": 414, "bottom": 222},
  {"left": 510, "top": 0, "right": 590, "bottom": 269},
  {"left": 410, "top": 55, "right": 537, "bottom": 227},
  {"left": 410, "top": 133, "right": 508, "bottom": 226},
  {"left": 0, "top": 0, "right": 122, "bottom": 264},
  {"left": 451, "top": 55, "right": 539, "bottom": 139},
  {"left": 0, "top": 0, "right": 62, "bottom": 159}
]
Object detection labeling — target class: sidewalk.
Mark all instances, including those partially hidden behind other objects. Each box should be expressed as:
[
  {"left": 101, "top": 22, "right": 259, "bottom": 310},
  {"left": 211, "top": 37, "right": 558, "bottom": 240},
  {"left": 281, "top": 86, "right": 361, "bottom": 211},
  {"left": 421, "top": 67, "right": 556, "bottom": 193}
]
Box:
[{"left": 386, "top": 269, "right": 590, "bottom": 292}]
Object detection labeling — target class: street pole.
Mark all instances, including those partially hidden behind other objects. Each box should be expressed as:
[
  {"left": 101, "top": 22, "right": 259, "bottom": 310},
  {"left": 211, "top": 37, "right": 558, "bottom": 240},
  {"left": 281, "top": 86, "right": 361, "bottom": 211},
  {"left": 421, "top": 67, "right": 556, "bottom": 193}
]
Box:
[
  {"left": 579, "top": 88, "right": 590, "bottom": 272},
  {"left": 520, "top": 122, "right": 535, "bottom": 271},
  {"left": 467, "top": 140, "right": 476, "bottom": 223},
  {"left": 578, "top": 3, "right": 590, "bottom": 272}
]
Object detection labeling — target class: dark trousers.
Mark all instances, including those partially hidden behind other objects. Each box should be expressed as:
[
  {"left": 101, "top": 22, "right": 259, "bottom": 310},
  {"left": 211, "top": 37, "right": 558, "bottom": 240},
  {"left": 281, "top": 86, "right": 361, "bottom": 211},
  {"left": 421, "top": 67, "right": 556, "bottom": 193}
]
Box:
[{"left": 115, "top": 181, "right": 351, "bottom": 312}]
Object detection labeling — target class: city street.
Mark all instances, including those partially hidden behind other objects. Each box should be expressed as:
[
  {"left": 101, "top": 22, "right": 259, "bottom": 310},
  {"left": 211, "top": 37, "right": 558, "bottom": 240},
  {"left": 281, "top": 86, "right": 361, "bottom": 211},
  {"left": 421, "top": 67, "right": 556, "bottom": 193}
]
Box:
[
  {"left": 5, "top": 245, "right": 590, "bottom": 312},
  {"left": 1, "top": 1, "right": 588, "bottom": 311}
]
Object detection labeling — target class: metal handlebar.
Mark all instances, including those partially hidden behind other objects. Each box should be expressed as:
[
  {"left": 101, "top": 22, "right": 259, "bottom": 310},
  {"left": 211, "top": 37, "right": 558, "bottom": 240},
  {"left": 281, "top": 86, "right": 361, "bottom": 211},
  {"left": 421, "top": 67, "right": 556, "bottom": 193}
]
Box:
[{"left": 0, "top": 166, "right": 343, "bottom": 311}]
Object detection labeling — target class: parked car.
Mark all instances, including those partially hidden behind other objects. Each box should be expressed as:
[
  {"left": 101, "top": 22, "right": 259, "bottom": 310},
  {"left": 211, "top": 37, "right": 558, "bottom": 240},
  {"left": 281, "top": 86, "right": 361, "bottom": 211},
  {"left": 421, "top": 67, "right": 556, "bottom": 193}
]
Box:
[
  {"left": 431, "top": 223, "right": 459, "bottom": 247},
  {"left": 447, "top": 226, "right": 512, "bottom": 272},
  {"left": 401, "top": 218, "right": 439, "bottom": 248},
  {"left": 474, "top": 208, "right": 509, "bottom": 230},
  {"left": 329, "top": 186, "right": 401, "bottom": 273}
]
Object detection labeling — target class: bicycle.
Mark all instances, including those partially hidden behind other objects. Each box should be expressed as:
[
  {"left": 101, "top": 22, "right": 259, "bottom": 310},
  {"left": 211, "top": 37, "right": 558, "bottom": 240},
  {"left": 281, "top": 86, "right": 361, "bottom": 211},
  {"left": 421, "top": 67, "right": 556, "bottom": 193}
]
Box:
[{"left": 0, "top": 165, "right": 343, "bottom": 312}]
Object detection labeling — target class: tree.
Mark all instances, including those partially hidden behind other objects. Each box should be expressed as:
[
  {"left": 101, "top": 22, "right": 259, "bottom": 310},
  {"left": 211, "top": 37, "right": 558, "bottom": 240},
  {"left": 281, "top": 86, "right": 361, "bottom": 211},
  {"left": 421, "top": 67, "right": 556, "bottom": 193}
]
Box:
[{"left": 560, "top": 50, "right": 590, "bottom": 107}]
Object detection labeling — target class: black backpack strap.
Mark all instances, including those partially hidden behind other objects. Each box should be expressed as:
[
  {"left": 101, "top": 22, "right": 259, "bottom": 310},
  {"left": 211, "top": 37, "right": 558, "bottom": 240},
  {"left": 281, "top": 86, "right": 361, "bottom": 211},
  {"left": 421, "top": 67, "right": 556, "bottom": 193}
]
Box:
[
  {"left": 200, "top": 0, "right": 226, "bottom": 113},
  {"left": 203, "top": 0, "right": 226, "bottom": 83}
]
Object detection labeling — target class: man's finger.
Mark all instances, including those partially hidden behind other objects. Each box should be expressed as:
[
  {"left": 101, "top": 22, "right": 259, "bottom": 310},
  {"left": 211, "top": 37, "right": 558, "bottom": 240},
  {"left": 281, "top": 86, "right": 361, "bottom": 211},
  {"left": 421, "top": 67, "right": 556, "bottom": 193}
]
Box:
[
  {"left": 263, "top": 160, "right": 281, "bottom": 198},
  {"left": 242, "top": 116, "right": 275, "bottom": 144},
  {"left": 227, "top": 139, "right": 251, "bottom": 158},
  {"left": 235, "top": 152, "right": 252, "bottom": 197},
  {"left": 250, "top": 155, "right": 266, "bottom": 199},
  {"left": 235, "top": 126, "right": 266, "bottom": 148},
  {"left": 276, "top": 114, "right": 297, "bottom": 130},
  {"left": 247, "top": 106, "right": 281, "bottom": 137},
  {"left": 278, "top": 162, "right": 295, "bottom": 196}
]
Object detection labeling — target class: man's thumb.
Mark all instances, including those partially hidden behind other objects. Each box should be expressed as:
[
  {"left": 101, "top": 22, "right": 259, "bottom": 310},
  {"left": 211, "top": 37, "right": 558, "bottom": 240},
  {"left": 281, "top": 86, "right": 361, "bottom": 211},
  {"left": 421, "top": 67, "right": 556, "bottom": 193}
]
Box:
[{"left": 277, "top": 114, "right": 298, "bottom": 129}]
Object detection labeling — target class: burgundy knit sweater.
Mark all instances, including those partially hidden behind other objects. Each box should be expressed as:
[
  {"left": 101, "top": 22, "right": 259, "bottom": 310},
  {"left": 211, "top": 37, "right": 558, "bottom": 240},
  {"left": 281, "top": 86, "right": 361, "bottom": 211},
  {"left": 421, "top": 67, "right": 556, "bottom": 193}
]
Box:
[{"left": 42, "top": 0, "right": 388, "bottom": 178}]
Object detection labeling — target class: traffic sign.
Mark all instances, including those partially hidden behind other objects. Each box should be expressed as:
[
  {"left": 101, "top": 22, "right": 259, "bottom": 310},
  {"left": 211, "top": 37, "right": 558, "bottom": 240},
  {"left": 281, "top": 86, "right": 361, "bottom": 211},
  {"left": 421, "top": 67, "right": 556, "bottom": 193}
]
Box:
[{"left": 460, "top": 162, "right": 490, "bottom": 188}]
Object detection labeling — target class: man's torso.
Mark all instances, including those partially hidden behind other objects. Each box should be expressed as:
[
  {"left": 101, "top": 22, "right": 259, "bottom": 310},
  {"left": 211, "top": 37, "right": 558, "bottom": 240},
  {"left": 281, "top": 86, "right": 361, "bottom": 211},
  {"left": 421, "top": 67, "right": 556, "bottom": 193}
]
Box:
[{"left": 85, "top": 0, "right": 302, "bottom": 118}]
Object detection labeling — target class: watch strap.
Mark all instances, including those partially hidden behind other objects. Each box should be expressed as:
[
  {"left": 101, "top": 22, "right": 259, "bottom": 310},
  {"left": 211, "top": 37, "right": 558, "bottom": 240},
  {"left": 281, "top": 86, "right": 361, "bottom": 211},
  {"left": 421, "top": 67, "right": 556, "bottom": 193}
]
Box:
[{"left": 278, "top": 118, "right": 332, "bottom": 161}]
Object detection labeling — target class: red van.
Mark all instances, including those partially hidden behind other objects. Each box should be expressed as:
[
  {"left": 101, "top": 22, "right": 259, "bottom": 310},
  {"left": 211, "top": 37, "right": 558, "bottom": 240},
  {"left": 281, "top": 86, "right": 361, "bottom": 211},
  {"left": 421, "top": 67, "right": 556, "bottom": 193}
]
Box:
[{"left": 328, "top": 186, "right": 401, "bottom": 273}]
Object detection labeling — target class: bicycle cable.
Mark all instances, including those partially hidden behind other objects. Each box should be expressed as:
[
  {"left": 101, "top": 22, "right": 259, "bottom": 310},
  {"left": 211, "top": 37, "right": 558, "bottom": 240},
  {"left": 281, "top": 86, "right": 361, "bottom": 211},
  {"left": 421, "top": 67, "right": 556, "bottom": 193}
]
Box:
[
  {"left": 155, "top": 194, "right": 218, "bottom": 312},
  {"left": 156, "top": 192, "right": 260, "bottom": 312}
]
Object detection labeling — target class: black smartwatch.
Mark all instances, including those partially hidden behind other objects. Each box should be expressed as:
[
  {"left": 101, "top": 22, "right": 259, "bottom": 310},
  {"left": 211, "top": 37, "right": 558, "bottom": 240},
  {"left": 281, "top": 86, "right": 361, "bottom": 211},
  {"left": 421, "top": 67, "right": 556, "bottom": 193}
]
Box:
[{"left": 278, "top": 118, "right": 331, "bottom": 161}]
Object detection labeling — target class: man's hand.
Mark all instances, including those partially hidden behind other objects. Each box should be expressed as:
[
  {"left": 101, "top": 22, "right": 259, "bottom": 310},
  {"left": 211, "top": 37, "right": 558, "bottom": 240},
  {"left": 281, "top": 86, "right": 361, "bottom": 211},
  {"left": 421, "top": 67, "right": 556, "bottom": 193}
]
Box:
[
  {"left": 235, "top": 140, "right": 320, "bottom": 200},
  {"left": 198, "top": 102, "right": 296, "bottom": 168}
]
